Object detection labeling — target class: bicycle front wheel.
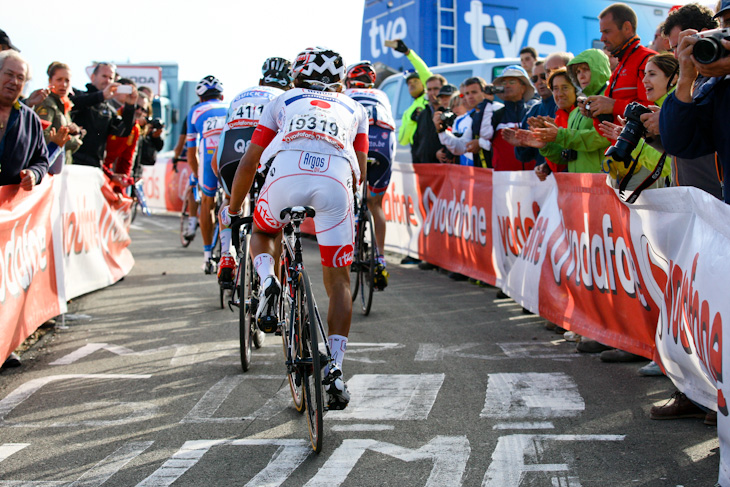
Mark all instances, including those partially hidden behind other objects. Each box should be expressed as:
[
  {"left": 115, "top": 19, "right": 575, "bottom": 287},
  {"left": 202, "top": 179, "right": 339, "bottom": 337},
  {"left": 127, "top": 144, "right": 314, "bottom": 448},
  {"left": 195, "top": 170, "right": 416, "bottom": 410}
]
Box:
[
  {"left": 357, "top": 210, "right": 376, "bottom": 316},
  {"left": 299, "top": 270, "right": 324, "bottom": 453},
  {"left": 238, "top": 235, "right": 252, "bottom": 372}
]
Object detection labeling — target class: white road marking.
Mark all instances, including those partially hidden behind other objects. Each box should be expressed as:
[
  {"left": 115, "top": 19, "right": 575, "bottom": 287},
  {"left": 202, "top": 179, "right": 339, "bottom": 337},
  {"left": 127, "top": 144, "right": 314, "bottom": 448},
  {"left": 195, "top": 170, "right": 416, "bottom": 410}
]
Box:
[
  {"left": 305, "top": 436, "right": 470, "bottom": 487},
  {"left": 50, "top": 343, "right": 183, "bottom": 365},
  {"left": 482, "top": 434, "right": 624, "bottom": 487},
  {"left": 0, "top": 375, "right": 151, "bottom": 427},
  {"left": 344, "top": 342, "right": 404, "bottom": 364},
  {"left": 492, "top": 422, "right": 555, "bottom": 430},
  {"left": 481, "top": 373, "right": 584, "bottom": 419},
  {"left": 179, "top": 375, "right": 289, "bottom": 424},
  {"left": 498, "top": 342, "right": 578, "bottom": 359},
  {"left": 683, "top": 438, "right": 720, "bottom": 463},
  {"left": 330, "top": 424, "right": 395, "bottom": 432},
  {"left": 135, "top": 440, "right": 310, "bottom": 487},
  {"left": 415, "top": 342, "right": 577, "bottom": 362},
  {"left": 0, "top": 443, "right": 29, "bottom": 462},
  {"left": 327, "top": 374, "right": 444, "bottom": 421},
  {"left": 68, "top": 441, "right": 153, "bottom": 487}
]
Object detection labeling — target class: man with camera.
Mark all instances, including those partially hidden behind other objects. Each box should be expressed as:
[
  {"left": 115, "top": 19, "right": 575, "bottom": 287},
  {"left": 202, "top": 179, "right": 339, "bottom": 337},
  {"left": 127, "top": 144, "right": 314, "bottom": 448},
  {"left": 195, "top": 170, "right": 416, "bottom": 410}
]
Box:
[
  {"left": 586, "top": 3, "right": 656, "bottom": 122},
  {"left": 412, "top": 74, "right": 450, "bottom": 164},
  {"left": 660, "top": 0, "right": 730, "bottom": 204},
  {"left": 70, "top": 62, "right": 137, "bottom": 168}
]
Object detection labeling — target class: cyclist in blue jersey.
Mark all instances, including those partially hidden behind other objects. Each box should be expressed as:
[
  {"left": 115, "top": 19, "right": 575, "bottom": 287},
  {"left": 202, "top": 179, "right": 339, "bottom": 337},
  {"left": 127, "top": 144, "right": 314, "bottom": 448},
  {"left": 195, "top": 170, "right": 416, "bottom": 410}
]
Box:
[
  {"left": 186, "top": 76, "right": 228, "bottom": 274},
  {"left": 215, "top": 57, "right": 292, "bottom": 288},
  {"left": 344, "top": 61, "right": 395, "bottom": 290}
]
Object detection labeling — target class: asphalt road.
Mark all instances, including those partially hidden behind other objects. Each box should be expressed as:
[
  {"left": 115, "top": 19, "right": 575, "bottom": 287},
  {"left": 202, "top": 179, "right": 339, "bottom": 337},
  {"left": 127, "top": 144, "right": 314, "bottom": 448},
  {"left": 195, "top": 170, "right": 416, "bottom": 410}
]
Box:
[{"left": 0, "top": 213, "right": 721, "bottom": 487}]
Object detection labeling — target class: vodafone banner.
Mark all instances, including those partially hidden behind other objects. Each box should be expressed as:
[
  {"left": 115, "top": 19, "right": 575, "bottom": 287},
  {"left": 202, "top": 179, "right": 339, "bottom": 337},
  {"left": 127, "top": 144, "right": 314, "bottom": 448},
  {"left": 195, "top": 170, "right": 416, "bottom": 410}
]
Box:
[
  {"left": 0, "top": 178, "right": 66, "bottom": 363},
  {"left": 55, "top": 166, "right": 135, "bottom": 299}
]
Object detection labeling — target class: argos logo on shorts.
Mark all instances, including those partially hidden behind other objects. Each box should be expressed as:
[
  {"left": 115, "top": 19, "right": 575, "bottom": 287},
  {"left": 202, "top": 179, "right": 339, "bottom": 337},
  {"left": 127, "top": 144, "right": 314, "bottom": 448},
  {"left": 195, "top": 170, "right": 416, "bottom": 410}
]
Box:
[{"left": 299, "top": 152, "right": 331, "bottom": 173}]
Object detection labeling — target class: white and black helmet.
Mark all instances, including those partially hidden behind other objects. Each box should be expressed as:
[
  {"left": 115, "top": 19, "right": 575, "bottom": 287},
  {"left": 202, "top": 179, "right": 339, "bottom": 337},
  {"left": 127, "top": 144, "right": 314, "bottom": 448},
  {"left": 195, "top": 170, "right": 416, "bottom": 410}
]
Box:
[
  {"left": 261, "top": 57, "right": 293, "bottom": 88},
  {"left": 290, "top": 47, "right": 346, "bottom": 92},
  {"left": 195, "top": 75, "right": 224, "bottom": 97}
]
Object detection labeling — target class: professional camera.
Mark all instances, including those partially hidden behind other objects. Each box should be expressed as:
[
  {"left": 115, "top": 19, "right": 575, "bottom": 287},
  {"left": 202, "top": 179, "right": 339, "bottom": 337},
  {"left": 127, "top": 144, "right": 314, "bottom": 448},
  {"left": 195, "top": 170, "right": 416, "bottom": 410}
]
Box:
[
  {"left": 561, "top": 149, "right": 578, "bottom": 162},
  {"left": 148, "top": 118, "right": 165, "bottom": 130},
  {"left": 583, "top": 100, "right": 613, "bottom": 123},
  {"left": 484, "top": 85, "right": 505, "bottom": 96},
  {"left": 693, "top": 28, "right": 730, "bottom": 64},
  {"left": 604, "top": 102, "right": 653, "bottom": 164},
  {"left": 437, "top": 108, "right": 457, "bottom": 128}
]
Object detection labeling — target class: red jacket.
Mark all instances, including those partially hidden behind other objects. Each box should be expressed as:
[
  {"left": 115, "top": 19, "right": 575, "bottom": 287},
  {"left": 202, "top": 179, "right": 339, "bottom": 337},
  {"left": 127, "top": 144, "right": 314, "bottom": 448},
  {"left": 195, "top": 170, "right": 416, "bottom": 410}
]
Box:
[
  {"left": 607, "top": 37, "right": 656, "bottom": 118},
  {"left": 104, "top": 123, "right": 140, "bottom": 178}
]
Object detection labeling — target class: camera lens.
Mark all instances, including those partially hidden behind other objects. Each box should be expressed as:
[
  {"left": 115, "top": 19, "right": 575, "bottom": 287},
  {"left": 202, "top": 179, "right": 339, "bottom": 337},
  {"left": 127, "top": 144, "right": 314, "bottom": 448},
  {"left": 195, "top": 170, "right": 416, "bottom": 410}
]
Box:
[{"left": 694, "top": 37, "right": 721, "bottom": 64}]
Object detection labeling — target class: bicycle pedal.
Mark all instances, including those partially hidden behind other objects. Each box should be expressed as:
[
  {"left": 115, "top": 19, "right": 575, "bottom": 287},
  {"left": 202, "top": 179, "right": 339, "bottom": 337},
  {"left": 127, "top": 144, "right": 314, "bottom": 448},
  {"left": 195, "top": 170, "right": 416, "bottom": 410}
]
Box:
[{"left": 257, "top": 316, "right": 278, "bottom": 334}]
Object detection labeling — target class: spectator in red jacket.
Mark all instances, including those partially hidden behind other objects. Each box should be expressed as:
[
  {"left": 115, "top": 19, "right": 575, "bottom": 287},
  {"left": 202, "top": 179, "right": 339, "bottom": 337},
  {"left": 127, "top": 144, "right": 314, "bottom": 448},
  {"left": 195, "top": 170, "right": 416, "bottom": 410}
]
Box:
[
  {"left": 104, "top": 79, "right": 141, "bottom": 188},
  {"left": 587, "top": 3, "right": 657, "bottom": 122}
]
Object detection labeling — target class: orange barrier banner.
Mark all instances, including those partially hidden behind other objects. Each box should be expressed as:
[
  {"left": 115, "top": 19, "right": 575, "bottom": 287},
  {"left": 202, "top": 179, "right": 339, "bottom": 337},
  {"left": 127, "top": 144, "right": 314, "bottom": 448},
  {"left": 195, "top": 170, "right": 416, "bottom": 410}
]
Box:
[
  {"left": 141, "top": 155, "right": 192, "bottom": 213},
  {"left": 0, "top": 178, "right": 65, "bottom": 363}
]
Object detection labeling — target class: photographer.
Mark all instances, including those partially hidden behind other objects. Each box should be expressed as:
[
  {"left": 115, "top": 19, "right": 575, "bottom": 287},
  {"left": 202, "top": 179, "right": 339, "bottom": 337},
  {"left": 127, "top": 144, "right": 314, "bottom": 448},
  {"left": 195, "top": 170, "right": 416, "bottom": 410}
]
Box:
[
  {"left": 432, "top": 84, "right": 470, "bottom": 164},
  {"left": 660, "top": 0, "right": 730, "bottom": 203},
  {"left": 136, "top": 93, "right": 164, "bottom": 168},
  {"left": 412, "top": 75, "right": 449, "bottom": 163},
  {"left": 103, "top": 79, "right": 142, "bottom": 188}
]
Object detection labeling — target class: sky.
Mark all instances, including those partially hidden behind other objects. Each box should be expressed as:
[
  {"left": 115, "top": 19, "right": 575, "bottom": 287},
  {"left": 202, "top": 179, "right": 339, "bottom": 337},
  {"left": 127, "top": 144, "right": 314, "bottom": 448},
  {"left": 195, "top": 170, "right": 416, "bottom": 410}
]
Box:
[{"left": 6, "top": 0, "right": 366, "bottom": 98}]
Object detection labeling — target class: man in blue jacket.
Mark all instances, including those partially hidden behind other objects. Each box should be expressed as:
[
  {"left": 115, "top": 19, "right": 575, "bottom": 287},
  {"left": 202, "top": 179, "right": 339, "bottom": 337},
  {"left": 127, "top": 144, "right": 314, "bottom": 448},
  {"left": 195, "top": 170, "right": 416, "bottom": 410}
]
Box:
[
  {"left": 660, "top": 0, "right": 730, "bottom": 203},
  {"left": 0, "top": 50, "right": 48, "bottom": 188}
]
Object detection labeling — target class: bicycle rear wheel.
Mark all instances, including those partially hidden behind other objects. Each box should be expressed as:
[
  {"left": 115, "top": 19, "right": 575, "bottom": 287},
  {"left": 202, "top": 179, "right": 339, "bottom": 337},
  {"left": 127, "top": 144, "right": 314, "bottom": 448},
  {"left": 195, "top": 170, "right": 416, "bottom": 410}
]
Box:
[
  {"left": 281, "top": 258, "right": 304, "bottom": 413},
  {"left": 238, "top": 234, "right": 252, "bottom": 372},
  {"left": 357, "top": 209, "right": 376, "bottom": 316},
  {"left": 299, "top": 270, "right": 324, "bottom": 453}
]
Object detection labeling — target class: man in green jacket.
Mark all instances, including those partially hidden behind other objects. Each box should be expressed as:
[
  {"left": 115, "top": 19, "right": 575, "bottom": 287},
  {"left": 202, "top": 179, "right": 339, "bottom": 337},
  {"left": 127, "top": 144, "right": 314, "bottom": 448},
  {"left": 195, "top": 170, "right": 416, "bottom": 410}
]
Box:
[{"left": 388, "top": 40, "right": 432, "bottom": 160}]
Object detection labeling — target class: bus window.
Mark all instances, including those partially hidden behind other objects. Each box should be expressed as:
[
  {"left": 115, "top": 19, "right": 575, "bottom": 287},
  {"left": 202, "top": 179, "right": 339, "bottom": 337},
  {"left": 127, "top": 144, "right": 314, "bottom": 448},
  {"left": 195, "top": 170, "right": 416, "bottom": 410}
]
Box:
[
  {"left": 379, "top": 78, "right": 400, "bottom": 120},
  {"left": 441, "top": 70, "right": 472, "bottom": 88},
  {"left": 396, "top": 79, "right": 413, "bottom": 120}
]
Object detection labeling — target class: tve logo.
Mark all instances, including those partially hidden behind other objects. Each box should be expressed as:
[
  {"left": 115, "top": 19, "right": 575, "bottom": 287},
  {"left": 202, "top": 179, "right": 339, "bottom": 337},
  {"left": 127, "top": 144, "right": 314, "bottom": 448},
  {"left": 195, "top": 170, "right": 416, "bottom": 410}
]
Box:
[
  {"left": 368, "top": 16, "right": 407, "bottom": 59},
  {"left": 464, "top": 0, "right": 566, "bottom": 59}
]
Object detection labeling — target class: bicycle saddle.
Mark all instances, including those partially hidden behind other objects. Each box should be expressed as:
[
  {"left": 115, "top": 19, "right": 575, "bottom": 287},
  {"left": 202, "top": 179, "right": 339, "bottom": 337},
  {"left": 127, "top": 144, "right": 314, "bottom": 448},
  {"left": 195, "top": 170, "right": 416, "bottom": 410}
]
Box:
[{"left": 281, "top": 206, "right": 316, "bottom": 221}]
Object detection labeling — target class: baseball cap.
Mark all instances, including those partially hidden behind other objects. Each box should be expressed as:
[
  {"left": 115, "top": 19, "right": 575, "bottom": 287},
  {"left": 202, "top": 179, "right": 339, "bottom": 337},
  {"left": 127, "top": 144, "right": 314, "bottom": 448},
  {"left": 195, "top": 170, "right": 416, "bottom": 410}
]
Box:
[
  {"left": 404, "top": 69, "right": 419, "bottom": 81},
  {"left": 492, "top": 65, "right": 535, "bottom": 101},
  {"left": 0, "top": 29, "right": 19, "bottom": 51},
  {"left": 714, "top": 0, "right": 730, "bottom": 18},
  {"left": 438, "top": 84, "right": 458, "bottom": 97}
]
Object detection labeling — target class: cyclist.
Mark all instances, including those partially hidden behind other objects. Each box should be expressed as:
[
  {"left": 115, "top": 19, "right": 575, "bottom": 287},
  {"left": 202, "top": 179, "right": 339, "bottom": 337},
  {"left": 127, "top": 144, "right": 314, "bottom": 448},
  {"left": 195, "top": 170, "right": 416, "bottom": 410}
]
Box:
[
  {"left": 344, "top": 61, "right": 394, "bottom": 290},
  {"left": 215, "top": 57, "right": 293, "bottom": 288},
  {"left": 186, "top": 76, "right": 227, "bottom": 273},
  {"left": 222, "top": 47, "right": 369, "bottom": 410}
]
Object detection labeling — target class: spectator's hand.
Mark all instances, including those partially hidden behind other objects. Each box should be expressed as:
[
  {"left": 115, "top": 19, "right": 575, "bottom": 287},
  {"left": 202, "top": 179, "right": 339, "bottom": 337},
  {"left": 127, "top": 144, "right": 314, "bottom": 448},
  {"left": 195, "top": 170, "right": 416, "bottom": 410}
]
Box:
[
  {"left": 152, "top": 128, "right": 163, "bottom": 138},
  {"left": 436, "top": 148, "right": 450, "bottom": 163},
  {"left": 103, "top": 82, "right": 120, "bottom": 100},
  {"left": 19, "top": 169, "right": 36, "bottom": 190},
  {"left": 693, "top": 37, "right": 730, "bottom": 78},
  {"left": 25, "top": 88, "right": 50, "bottom": 108},
  {"left": 432, "top": 111, "right": 444, "bottom": 132},
  {"left": 640, "top": 106, "right": 661, "bottom": 137},
  {"left": 534, "top": 121, "right": 559, "bottom": 143},
  {"left": 502, "top": 128, "right": 521, "bottom": 146},
  {"left": 598, "top": 120, "right": 623, "bottom": 141},
  {"left": 577, "top": 96, "right": 590, "bottom": 117},
  {"left": 537, "top": 115, "right": 556, "bottom": 126},
  {"left": 523, "top": 131, "right": 547, "bottom": 149},
  {"left": 535, "top": 163, "right": 552, "bottom": 181},
  {"left": 465, "top": 139, "right": 481, "bottom": 153},
  {"left": 49, "top": 126, "right": 72, "bottom": 146},
  {"left": 526, "top": 116, "right": 544, "bottom": 130},
  {"left": 124, "top": 86, "right": 139, "bottom": 106},
  {"left": 390, "top": 39, "right": 409, "bottom": 55},
  {"left": 586, "top": 95, "right": 615, "bottom": 117}
]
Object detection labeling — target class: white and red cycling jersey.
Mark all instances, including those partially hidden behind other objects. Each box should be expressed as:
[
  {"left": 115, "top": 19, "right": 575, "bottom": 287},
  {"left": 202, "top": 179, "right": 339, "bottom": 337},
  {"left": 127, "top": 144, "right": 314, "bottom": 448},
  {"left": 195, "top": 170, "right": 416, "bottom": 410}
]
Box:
[
  {"left": 252, "top": 88, "right": 369, "bottom": 183},
  {"left": 250, "top": 88, "right": 369, "bottom": 268},
  {"left": 343, "top": 87, "right": 395, "bottom": 131}
]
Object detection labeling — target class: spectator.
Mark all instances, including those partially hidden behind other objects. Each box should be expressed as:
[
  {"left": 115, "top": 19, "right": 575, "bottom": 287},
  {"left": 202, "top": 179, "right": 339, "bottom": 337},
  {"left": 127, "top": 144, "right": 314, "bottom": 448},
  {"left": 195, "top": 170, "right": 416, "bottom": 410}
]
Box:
[
  {"left": 649, "top": 22, "right": 672, "bottom": 52},
  {"left": 0, "top": 29, "right": 49, "bottom": 109},
  {"left": 520, "top": 50, "right": 611, "bottom": 176},
  {"left": 600, "top": 53, "right": 677, "bottom": 194},
  {"left": 34, "top": 62, "right": 84, "bottom": 165},
  {"left": 504, "top": 61, "right": 560, "bottom": 170},
  {"left": 543, "top": 52, "right": 574, "bottom": 75},
  {"left": 104, "top": 79, "right": 142, "bottom": 188},
  {"left": 0, "top": 50, "right": 48, "bottom": 188},
  {"left": 656, "top": 2, "right": 723, "bottom": 200},
  {"left": 70, "top": 62, "right": 137, "bottom": 167},
  {"left": 489, "top": 65, "right": 538, "bottom": 171},
  {"left": 388, "top": 39, "right": 433, "bottom": 159},
  {"left": 435, "top": 76, "right": 495, "bottom": 167},
  {"left": 135, "top": 93, "right": 164, "bottom": 170},
  {"left": 660, "top": 0, "right": 730, "bottom": 205},
  {"left": 520, "top": 46, "right": 538, "bottom": 76},
  {"left": 588, "top": 3, "right": 657, "bottom": 121},
  {"left": 412, "top": 74, "right": 448, "bottom": 163},
  {"left": 0, "top": 29, "right": 19, "bottom": 52}
]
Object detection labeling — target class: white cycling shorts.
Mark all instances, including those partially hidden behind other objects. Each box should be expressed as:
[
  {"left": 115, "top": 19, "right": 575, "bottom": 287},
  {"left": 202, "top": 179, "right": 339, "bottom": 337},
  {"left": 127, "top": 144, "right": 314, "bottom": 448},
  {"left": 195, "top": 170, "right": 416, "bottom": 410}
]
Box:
[{"left": 254, "top": 150, "right": 355, "bottom": 268}]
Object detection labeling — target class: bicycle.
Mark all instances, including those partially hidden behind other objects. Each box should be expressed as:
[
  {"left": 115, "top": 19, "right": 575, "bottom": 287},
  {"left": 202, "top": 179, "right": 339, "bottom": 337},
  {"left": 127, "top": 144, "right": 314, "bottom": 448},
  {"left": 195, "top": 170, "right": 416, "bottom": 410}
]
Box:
[
  {"left": 180, "top": 180, "right": 199, "bottom": 248},
  {"left": 278, "top": 205, "right": 333, "bottom": 453},
  {"left": 350, "top": 180, "right": 378, "bottom": 316},
  {"left": 129, "top": 178, "right": 150, "bottom": 223},
  {"left": 228, "top": 173, "right": 267, "bottom": 372}
]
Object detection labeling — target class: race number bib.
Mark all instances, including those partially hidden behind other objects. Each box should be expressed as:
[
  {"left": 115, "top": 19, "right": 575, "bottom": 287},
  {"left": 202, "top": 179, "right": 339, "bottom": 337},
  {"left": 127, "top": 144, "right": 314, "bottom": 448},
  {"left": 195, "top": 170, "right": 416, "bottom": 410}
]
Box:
[
  {"left": 283, "top": 112, "right": 346, "bottom": 149},
  {"left": 228, "top": 103, "right": 265, "bottom": 129},
  {"left": 203, "top": 116, "right": 225, "bottom": 138}
]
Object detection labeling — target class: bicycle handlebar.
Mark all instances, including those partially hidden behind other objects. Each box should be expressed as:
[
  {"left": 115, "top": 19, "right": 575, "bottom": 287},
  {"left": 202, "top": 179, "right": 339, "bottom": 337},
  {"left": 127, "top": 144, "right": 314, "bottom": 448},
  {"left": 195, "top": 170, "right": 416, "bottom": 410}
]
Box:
[{"left": 230, "top": 215, "right": 254, "bottom": 254}]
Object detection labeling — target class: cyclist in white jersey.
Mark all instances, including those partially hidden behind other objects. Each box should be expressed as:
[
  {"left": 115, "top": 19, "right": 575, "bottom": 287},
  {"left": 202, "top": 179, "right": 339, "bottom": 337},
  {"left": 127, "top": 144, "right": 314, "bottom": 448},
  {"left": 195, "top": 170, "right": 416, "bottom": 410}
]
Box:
[
  {"left": 222, "top": 47, "right": 369, "bottom": 409},
  {"left": 215, "top": 57, "right": 292, "bottom": 288},
  {"left": 186, "top": 76, "right": 227, "bottom": 273},
  {"left": 344, "top": 61, "right": 396, "bottom": 290}
]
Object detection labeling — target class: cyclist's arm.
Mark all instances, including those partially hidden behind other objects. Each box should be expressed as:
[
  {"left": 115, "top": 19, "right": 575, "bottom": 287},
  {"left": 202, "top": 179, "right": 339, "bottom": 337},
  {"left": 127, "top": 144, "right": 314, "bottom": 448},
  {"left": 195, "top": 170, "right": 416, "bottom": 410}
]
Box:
[
  {"left": 356, "top": 151, "right": 367, "bottom": 185},
  {"left": 212, "top": 146, "right": 219, "bottom": 176},
  {"left": 186, "top": 146, "right": 199, "bottom": 179}
]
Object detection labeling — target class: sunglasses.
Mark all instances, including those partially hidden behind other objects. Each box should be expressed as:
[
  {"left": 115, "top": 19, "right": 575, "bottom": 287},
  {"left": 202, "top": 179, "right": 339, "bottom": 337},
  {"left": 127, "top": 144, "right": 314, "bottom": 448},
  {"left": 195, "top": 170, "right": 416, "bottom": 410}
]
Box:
[
  {"left": 135, "top": 105, "right": 147, "bottom": 111},
  {"left": 530, "top": 73, "right": 547, "bottom": 83}
]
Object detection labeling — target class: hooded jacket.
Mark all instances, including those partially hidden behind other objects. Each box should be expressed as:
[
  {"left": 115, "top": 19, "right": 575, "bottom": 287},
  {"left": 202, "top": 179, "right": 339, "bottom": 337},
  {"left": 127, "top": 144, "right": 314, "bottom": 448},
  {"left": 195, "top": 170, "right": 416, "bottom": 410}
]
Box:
[{"left": 540, "top": 49, "right": 611, "bottom": 173}]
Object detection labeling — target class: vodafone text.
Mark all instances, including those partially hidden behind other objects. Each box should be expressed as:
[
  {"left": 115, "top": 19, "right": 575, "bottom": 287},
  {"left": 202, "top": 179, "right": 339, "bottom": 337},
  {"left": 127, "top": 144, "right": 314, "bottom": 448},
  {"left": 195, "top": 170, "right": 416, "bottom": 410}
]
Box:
[
  {"left": 0, "top": 216, "right": 48, "bottom": 303},
  {"left": 497, "top": 201, "right": 541, "bottom": 257},
  {"left": 382, "top": 185, "right": 418, "bottom": 227},
  {"left": 63, "top": 199, "right": 130, "bottom": 257},
  {"left": 422, "top": 188, "right": 487, "bottom": 246},
  {"left": 550, "top": 212, "right": 649, "bottom": 308}
]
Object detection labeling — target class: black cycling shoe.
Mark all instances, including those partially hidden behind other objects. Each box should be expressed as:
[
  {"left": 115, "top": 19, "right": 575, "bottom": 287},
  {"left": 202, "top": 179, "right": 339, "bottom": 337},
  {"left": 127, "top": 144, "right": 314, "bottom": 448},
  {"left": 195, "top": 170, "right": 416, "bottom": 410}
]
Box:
[
  {"left": 374, "top": 264, "right": 389, "bottom": 291},
  {"left": 256, "top": 275, "right": 280, "bottom": 333}
]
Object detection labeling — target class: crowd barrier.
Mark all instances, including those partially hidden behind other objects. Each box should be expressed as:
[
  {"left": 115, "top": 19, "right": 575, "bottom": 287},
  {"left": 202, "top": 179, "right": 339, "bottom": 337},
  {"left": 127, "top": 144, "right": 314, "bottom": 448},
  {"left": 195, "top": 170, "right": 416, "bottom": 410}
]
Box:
[
  {"left": 30, "top": 156, "right": 729, "bottom": 484},
  {"left": 1, "top": 166, "right": 134, "bottom": 366}
]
